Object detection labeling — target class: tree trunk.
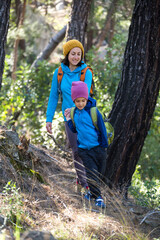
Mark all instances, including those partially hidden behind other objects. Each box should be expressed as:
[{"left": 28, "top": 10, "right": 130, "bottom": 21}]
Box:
[
  {"left": 12, "top": 0, "right": 26, "bottom": 80},
  {"left": 31, "top": 25, "right": 67, "bottom": 68},
  {"left": 66, "top": 0, "right": 92, "bottom": 46},
  {"left": 86, "top": 0, "right": 94, "bottom": 53},
  {"left": 15, "top": 0, "right": 22, "bottom": 26},
  {"left": 0, "top": 0, "right": 11, "bottom": 91},
  {"left": 105, "top": 0, "right": 160, "bottom": 194},
  {"left": 96, "top": 0, "right": 118, "bottom": 48}
]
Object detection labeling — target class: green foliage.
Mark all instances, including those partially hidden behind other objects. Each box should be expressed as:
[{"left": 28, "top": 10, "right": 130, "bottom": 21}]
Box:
[
  {"left": 138, "top": 96, "right": 160, "bottom": 180},
  {"left": 1, "top": 181, "right": 24, "bottom": 228},
  {"left": 86, "top": 31, "right": 126, "bottom": 115},
  {"left": 0, "top": 58, "right": 57, "bottom": 144},
  {"left": 129, "top": 166, "right": 160, "bottom": 208}
]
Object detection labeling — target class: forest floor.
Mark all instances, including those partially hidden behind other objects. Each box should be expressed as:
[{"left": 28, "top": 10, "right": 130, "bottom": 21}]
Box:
[{"left": 0, "top": 128, "right": 160, "bottom": 240}]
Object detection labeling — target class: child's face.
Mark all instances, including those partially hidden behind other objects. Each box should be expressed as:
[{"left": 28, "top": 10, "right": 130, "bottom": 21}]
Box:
[{"left": 74, "top": 97, "right": 87, "bottom": 110}]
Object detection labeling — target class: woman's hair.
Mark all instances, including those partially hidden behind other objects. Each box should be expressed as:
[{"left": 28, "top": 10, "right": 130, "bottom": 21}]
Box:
[{"left": 61, "top": 53, "right": 83, "bottom": 67}]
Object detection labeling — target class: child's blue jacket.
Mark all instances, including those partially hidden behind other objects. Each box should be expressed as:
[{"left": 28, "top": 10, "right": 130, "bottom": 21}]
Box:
[
  {"left": 46, "top": 62, "right": 92, "bottom": 122},
  {"left": 67, "top": 97, "right": 108, "bottom": 150}
]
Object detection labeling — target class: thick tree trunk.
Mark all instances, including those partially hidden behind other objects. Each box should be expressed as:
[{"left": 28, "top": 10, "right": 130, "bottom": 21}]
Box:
[
  {"left": 31, "top": 25, "right": 67, "bottom": 68},
  {"left": 0, "top": 0, "right": 11, "bottom": 91},
  {"left": 105, "top": 0, "right": 160, "bottom": 193},
  {"left": 66, "top": 0, "right": 92, "bottom": 46}
]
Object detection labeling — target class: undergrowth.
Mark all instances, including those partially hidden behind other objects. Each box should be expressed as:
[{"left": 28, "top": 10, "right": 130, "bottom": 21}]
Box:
[{"left": 129, "top": 165, "right": 160, "bottom": 209}]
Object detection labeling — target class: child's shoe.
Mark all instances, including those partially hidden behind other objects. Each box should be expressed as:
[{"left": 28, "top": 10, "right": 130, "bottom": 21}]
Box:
[
  {"left": 84, "top": 191, "right": 92, "bottom": 201},
  {"left": 95, "top": 196, "right": 106, "bottom": 208}
]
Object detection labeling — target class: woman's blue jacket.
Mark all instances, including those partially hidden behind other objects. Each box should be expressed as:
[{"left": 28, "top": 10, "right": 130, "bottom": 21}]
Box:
[
  {"left": 46, "top": 62, "right": 92, "bottom": 122},
  {"left": 67, "top": 97, "right": 108, "bottom": 150}
]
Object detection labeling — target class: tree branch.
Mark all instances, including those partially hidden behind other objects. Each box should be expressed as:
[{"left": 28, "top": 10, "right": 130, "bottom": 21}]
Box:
[{"left": 31, "top": 25, "right": 67, "bottom": 68}]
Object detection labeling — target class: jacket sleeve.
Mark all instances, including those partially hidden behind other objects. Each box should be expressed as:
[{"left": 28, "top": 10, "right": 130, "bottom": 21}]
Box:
[
  {"left": 84, "top": 68, "right": 92, "bottom": 95},
  {"left": 46, "top": 68, "right": 59, "bottom": 122},
  {"left": 97, "top": 109, "right": 108, "bottom": 148},
  {"left": 67, "top": 119, "right": 77, "bottom": 133}
]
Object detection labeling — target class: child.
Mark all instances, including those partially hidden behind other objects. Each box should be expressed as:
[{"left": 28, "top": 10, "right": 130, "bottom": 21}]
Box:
[{"left": 64, "top": 81, "right": 108, "bottom": 208}]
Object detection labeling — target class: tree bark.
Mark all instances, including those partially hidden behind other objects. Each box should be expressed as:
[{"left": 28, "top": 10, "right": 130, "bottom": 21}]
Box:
[
  {"left": 105, "top": 0, "right": 160, "bottom": 194},
  {"left": 0, "top": 0, "right": 11, "bottom": 91},
  {"left": 66, "top": 0, "right": 92, "bottom": 46},
  {"left": 31, "top": 25, "right": 67, "bottom": 68}
]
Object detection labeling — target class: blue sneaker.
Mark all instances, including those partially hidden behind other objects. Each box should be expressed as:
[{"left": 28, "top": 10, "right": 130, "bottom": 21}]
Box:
[
  {"left": 84, "top": 191, "right": 92, "bottom": 201},
  {"left": 95, "top": 196, "right": 106, "bottom": 208}
]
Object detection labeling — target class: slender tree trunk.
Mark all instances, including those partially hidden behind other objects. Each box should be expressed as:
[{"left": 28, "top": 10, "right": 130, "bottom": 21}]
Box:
[
  {"left": 86, "top": 0, "right": 94, "bottom": 52},
  {"left": 105, "top": 0, "right": 160, "bottom": 195},
  {"left": 96, "top": 0, "right": 118, "bottom": 48},
  {"left": 12, "top": 0, "right": 26, "bottom": 80},
  {"left": 0, "top": 0, "right": 11, "bottom": 91},
  {"left": 66, "top": 0, "right": 92, "bottom": 46},
  {"left": 108, "top": 17, "right": 115, "bottom": 47},
  {"left": 15, "top": 0, "right": 21, "bottom": 26}
]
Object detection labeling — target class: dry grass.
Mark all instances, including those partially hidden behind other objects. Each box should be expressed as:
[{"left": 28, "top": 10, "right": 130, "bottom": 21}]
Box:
[{"left": 0, "top": 144, "right": 159, "bottom": 240}]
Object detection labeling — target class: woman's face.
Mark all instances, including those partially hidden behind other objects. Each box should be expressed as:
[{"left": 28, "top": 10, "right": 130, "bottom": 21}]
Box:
[{"left": 68, "top": 47, "right": 82, "bottom": 67}]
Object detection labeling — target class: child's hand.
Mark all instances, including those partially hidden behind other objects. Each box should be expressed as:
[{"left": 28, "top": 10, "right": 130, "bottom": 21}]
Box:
[{"left": 64, "top": 108, "right": 71, "bottom": 121}]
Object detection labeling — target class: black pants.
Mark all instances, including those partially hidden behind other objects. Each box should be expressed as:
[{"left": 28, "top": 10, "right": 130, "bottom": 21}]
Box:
[{"left": 78, "top": 146, "right": 107, "bottom": 198}]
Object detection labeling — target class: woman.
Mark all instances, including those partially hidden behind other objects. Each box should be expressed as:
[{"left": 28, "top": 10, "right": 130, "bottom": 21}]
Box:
[{"left": 46, "top": 39, "right": 93, "bottom": 191}]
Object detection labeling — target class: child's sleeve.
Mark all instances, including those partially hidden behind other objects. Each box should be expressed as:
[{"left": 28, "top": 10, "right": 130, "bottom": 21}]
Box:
[
  {"left": 67, "top": 119, "right": 77, "bottom": 133},
  {"left": 97, "top": 110, "right": 108, "bottom": 148}
]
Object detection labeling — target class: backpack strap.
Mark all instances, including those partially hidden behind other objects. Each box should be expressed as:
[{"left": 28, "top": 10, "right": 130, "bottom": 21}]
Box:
[
  {"left": 90, "top": 107, "right": 99, "bottom": 131},
  {"left": 70, "top": 107, "right": 76, "bottom": 128},
  {"left": 57, "top": 66, "right": 63, "bottom": 83},
  {"left": 80, "top": 66, "right": 94, "bottom": 97},
  {"left": 57, "top": 66, "right": 63, "bottom": 96}
]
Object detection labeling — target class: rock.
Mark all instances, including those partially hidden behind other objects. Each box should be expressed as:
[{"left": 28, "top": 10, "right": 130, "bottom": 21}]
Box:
[
  {"left": 140, "top": 211, "right": 160, "bottom": 228},
  {"left": 5, "top": 130, "right": 20, "bottom": 146},
  {"left": 21, "top": 231, "right": 56, "bottom": 240},
  {"left": 129, "top": 206, "right": 147, "bottom": 215},
  {"left": 0, "top": 215, "right": 5, "bottom": 227}
]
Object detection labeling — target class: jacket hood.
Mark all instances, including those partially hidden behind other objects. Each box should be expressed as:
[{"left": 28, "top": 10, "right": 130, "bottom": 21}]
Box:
[
  {"left": 85, "top": 97, "right": 97, "bottom": 110},
  {"left": 61, "top": 61, "right": 87, "bottom": 74}
]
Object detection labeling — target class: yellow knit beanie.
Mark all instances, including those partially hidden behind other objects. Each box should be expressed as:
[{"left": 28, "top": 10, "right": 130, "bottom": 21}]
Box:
[{"left": 63, "top": 39, "right": 84, "bottom": 57}]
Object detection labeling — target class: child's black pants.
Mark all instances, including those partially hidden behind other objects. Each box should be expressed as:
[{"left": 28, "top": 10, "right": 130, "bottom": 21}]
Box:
[{"left": 78, "top": 145, "right": 107, "bottom": 198}]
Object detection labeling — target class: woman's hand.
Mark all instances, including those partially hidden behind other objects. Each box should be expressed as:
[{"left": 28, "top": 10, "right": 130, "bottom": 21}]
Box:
[
  {"left": 64, "top": 108, "right": 71, "bottom": 121},
  {"left": 46, "top": 122, "right": 52, "bottom": 134}
]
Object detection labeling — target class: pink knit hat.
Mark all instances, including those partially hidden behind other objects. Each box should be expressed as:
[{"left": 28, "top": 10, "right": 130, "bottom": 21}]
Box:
[{"left": 71, "top": 81, "right": 88, "bottom": 101}]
